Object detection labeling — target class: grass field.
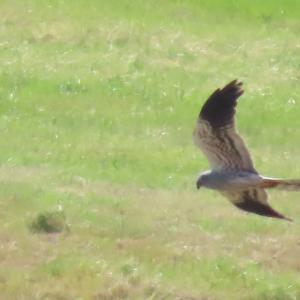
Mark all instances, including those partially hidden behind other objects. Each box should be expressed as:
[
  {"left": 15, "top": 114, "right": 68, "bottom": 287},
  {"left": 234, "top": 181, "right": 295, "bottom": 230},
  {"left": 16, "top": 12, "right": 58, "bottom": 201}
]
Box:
[{"left": 1, "top": 0, "right": 300, "bottom": 299}]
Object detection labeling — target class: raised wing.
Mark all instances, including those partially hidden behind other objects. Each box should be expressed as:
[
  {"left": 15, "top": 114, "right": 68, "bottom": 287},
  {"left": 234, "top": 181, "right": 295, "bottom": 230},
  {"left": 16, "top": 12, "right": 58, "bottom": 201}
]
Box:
[
  {"left": 193, "top": 80, "right": 255, "bottom": 172},
  {"left": 221, "top": 188, "right": 291, "bottom": 221}
]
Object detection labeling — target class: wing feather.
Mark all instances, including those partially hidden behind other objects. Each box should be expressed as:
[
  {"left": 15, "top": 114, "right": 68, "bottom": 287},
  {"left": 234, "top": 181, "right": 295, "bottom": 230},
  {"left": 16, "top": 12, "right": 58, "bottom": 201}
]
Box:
[
  {"left": 194, "top": 80, "right": 255, "bottom": 172},
  {"left": 221, "top": 188, "right": 291, "bottom": 220}
]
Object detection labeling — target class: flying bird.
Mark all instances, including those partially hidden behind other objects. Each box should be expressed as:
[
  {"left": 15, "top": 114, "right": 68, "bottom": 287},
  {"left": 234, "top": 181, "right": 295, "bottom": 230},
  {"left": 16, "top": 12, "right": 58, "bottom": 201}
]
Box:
[{"left": 193, "top": 80, "right": 300, "bottom": 221}]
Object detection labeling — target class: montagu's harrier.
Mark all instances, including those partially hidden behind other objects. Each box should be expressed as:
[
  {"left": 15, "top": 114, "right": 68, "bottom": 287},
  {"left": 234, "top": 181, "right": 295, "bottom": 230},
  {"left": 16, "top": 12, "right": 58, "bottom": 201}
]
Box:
[{"left": 194, "top": 80, "right": 300, "bottom": 221}]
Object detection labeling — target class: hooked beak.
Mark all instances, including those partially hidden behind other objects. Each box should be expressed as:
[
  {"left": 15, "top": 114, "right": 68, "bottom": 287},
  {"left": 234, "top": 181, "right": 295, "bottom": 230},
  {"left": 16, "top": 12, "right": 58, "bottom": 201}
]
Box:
[{"left": 196, "top": 180, "right": 201, "bottom": 190}]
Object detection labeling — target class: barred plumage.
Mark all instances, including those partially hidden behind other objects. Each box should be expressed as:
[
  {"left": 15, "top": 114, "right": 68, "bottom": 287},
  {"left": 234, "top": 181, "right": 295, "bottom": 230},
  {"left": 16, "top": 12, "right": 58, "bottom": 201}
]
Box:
[{"left": 194, "top": 80, "right": 299, "bottom": 221}]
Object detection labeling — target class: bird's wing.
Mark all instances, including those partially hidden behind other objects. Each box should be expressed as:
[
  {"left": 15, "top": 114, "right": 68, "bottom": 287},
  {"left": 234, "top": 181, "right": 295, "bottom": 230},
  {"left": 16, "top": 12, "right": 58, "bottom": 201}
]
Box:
[
  {"left": 193, "top": 80, "right": 256, "bottom": 172},
  {"left": 221, "top": 188, "right": 291, "bottom": 220}
]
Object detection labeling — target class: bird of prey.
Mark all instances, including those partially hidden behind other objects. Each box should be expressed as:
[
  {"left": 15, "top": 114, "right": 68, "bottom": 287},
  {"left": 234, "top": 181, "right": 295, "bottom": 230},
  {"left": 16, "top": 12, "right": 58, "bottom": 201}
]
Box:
[{"left": 193, "top": 80, "right": 300, "bottom": 221}]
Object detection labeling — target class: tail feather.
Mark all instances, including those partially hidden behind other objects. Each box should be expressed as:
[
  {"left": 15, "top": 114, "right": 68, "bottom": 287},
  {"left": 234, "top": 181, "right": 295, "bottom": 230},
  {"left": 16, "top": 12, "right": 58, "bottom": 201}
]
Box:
[{"left": 261, "top": 178, "right": 300, "bottom": 191}]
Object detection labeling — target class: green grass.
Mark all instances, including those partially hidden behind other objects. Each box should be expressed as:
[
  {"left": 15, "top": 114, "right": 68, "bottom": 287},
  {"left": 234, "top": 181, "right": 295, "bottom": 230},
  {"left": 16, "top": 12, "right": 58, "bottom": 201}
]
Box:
[{"left": 1, "top": 0, "right": 300, "bottom": 299}]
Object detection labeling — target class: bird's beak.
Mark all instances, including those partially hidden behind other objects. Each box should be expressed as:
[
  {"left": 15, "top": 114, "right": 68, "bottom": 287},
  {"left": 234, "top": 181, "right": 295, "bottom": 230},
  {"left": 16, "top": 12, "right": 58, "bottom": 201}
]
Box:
[{"left": 196, "top": 181, "right": 201, "bottom": 189}]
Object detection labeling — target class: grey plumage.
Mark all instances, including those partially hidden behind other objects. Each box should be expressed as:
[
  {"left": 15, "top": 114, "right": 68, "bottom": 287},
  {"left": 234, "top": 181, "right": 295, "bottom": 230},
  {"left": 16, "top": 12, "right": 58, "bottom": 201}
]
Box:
[{"left": 194, "top": 80, "right": 300, "bottom": 221}]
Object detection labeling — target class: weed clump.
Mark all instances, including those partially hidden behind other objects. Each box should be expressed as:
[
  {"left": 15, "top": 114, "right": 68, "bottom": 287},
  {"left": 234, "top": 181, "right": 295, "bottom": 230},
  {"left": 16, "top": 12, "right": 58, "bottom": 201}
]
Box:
[{"left": 29, "top": 209, "right": 69, "bottom": 234}]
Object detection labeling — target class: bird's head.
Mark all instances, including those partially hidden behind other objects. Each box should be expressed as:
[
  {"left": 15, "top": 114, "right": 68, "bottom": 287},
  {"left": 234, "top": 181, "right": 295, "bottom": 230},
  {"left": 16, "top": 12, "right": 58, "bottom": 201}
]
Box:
[{"left": 196, "top": 170, "right": 211, "bottom": 189}]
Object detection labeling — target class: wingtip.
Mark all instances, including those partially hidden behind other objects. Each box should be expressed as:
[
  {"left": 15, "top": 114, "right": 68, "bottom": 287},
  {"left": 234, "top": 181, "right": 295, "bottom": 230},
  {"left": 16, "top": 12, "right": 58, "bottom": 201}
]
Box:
[
  {"left": 226, "top": 79, "right": 244, "bottom": 92},
  {"left": 219, "top": 80, "right": 244, "bottom": 97},
  {"left": 198, "top": 79, "right": 245, "bottom": 128},
  {"left": 234, "top": 197, "right": 291, "bottom": 221},
  {"left": 284, "top": 216, "right": 293, "bottom": 222},
  {"left": 227, "top": 79, "right": 243, "bottom": 86},
  {"left": 269, "top": 210, "right": 292, "bottom": 222}
]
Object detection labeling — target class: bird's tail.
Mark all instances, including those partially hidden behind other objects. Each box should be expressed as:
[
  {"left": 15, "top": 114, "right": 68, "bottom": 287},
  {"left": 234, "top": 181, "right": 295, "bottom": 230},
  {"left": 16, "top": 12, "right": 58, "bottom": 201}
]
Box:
[{"left": 261, "top": 177, "right": 300, "bottom": 191}]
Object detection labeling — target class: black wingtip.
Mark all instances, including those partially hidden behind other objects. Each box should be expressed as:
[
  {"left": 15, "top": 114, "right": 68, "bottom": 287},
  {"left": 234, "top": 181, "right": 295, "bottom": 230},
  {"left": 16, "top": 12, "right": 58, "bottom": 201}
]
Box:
[
  {"left": 282, "top": 215, "right": 293, "bottom": 222},
  {"left": 235, "top": 200, "right": 291, "bottom": 221},
  {"left": 199, "top": 79, "right": 244, "bottom": 128},
  {"left": 219, "top": 79, "right": 244, "bottom": 98}
]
